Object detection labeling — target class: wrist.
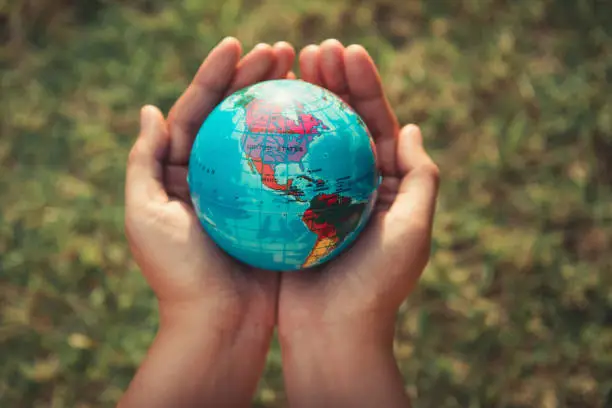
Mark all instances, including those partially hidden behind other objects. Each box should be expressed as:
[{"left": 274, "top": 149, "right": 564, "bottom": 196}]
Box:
[
  {"left": 119, "top": 299, "right": 274, "bottom": 408},
  {"left": 155, "top": 299, "right": 275, "bottom": 380},
  {"left": 278, "top": 314, "right": 409, "bottom": 408},
  {"left": 158, "top": 297, "right": 274, "bottom": 339},
  {"left": 279, "top": 315, "right": 396, "bottom": 368},
  {"left": 279, "top": 308, "right": 396, "bottom": 348}
]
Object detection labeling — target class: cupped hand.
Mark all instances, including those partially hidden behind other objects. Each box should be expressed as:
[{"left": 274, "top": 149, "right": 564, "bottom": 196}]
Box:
[
  {"left": 279, "top": 39, "right": 440, "bottom": 339},
  {"left": 124, "top": 38, "right": 296, "bottom": 327}
]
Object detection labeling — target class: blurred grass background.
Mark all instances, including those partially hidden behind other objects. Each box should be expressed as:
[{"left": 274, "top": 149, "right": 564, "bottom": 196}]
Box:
[{"left": 1, "top": 0, "right": 611, "bottom": 407}]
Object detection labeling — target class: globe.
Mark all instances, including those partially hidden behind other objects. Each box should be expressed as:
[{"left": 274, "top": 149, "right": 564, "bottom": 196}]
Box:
[{"left": 187, "top": 79, "right": 380, "bottom": 271}]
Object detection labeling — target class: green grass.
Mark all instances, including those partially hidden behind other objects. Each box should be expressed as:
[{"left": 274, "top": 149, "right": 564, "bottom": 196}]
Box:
[{"left": 1, "top": 1, "right": 611, "bottom": 407}]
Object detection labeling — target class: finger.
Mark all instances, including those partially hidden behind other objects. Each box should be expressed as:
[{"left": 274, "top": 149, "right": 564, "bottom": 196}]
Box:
[
  {"left": 163, "top": 164, "right": 190, "bottom": 203},
  {"left": 299, "top": 44, "right": 323, "bottom": 86},
  {"left": 388, "top": 125, "right": 440, "bottom": 227},
  {"left": 267, "top": 41, "right": 296, "bottom": 80},
  {"left": 319, "top": 39, "right": 350, "bottom": 102},
  {"left": 225, "top": 43, "right": 276, "bottom": 96},
  {"left": 167, "top": 37, "right": 242, "bottom": 165},
  {"left": 126, "top": 105, "right": 170, "bottom": 207},
  {"left": 344, "top": 44, "right": 399, "bottom": 175}
]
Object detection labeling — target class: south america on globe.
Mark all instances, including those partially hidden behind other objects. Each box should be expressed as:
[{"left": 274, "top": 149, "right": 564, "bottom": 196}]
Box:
[{"left": 187, "top": 79, "right": 380, "bottom": 271}]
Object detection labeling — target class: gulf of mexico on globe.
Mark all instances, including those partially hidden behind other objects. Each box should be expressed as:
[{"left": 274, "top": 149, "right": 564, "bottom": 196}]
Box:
[{"left": 187, "top": 79, "right": 380, "bottom": 271}]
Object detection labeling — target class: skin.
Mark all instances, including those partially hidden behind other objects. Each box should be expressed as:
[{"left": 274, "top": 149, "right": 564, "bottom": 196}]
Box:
[
  {"left": 278, "top": 39, "right": 440, "bottom": 408},
  {"left": 118, "top": 37, "right": 439, "bottom": 408},
  {"left": 119, "top": 38, "right": 295, "bottom": 408}
]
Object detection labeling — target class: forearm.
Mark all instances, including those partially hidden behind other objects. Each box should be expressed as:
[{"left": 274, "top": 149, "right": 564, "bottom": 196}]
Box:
[
  {"left": 280, "top": 320, "right": 410, "bottom": 408},
  {"left": 118, "top": 303, "right": 273, "bottom": 408}
]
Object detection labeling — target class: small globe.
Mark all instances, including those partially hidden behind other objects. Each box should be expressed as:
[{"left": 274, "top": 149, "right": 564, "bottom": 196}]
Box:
[{"left": 188, "top": 79, "right": 380, "bottom": 271}]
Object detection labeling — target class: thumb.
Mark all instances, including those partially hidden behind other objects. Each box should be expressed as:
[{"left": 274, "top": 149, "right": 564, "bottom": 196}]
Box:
[
  {"left": 388, "top": 124, "right": 440, "bottom": 229},
  {"left": 125, "top": 105, "right": 170, "bottom": 207}
]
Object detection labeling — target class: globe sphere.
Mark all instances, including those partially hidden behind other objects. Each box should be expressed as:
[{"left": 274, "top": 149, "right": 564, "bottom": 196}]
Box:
[{"left": 188, "top": 79, "right": 380, "bottom": 271}]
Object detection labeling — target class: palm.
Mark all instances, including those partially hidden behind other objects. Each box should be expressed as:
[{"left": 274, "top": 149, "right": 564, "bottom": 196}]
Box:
[{"left": 166, "top": 39, "right": 301, "bottom": 297}]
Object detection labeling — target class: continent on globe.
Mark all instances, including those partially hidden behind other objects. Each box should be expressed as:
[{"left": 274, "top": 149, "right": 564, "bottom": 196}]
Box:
[
  {"left": 238, "top": 97, "right": 328, "bottom": 197},
  {"left": 301, "top": 193, "right": 367, "bottom": 268}
]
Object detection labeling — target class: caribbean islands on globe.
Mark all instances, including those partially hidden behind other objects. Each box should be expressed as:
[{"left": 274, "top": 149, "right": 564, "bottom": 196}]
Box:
[{"left": 187, "top": 79, "right": 381, "bottom": 271}]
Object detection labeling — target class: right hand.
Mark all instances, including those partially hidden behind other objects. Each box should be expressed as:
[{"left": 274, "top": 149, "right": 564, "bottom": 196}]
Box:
[{"left": 277, "top": 39, "right": 440, "bottom": 408}]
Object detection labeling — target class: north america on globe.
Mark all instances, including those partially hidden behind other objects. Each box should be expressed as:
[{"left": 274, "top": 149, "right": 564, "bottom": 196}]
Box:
[
  {"left": 187, "top": 79, "right": 380, "bottom": 271},
  {"left": 237, "top": 94, "right": 328, "bottom": 197}
]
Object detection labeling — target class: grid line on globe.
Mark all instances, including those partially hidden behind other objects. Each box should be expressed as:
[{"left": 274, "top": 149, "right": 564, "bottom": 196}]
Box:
[{"left": 188, "top": 79, "right": 380, "bottom": 271}]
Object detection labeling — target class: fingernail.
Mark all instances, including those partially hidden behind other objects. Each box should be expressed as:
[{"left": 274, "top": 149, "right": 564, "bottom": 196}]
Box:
[
  {"left": 321, "top": 38, "right": 343, "bottom": 47},
  {"left": 220, "top": 36, "right": 238, "bottom": 45},
  {"left": 405, "top": 124, "right": 416, "bottom": 133},
  {"left": 254, "top": 42, "right": 271, "bottom": 50},
  {"left": 216, "top": 37, "right": 240, "bottom": 52},
  {"left": 402, "top": 124, "right": 423, "bottom": 144},
  {"left": 140, "top": 105, "right": 154, "bottom": 134},
  {"left": 346, "top": 44, "right": 367, "bottom": 55}
]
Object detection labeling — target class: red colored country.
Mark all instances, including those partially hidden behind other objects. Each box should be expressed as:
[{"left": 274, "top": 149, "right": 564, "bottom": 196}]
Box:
[{"left": 239, "top": 98, "right": 327, "bottom": 195}]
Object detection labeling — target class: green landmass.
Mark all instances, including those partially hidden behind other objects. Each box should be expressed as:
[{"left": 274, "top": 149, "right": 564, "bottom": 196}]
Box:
[{"left": 1, "top": 1, "right": 611, "bottom": 407}]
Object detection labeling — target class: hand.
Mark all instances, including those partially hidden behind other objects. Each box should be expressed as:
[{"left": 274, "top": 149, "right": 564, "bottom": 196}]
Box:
[
  {"left": 278, "top": 40, "right": 440, "bottom": 408},
  {"left": 120, "top": 38, "right": 295, "bottom": 408}
]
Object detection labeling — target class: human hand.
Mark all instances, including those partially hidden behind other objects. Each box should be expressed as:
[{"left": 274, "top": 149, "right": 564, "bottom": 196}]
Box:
[
  {"left": 278, "top": 40, "right": 440, "bottom": 408},
  {"left": 125, "top": 37, "right": 296, "bottom": 326},
  {"left": 120, "top": 38, "right": 295, "bottom": 408}
]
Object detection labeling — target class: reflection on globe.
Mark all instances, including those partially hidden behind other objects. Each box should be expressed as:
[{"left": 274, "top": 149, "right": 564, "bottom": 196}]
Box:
[{"left": 187, "top": 79, "right": 380, "bottom": 271}]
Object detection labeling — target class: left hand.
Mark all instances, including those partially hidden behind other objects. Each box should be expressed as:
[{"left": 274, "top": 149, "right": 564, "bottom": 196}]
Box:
[
  {"left": 125, "top": 38, "right": 296, "bottom": 326},
  {"left": 120, "top": 38, "right": 296, "bottom": 408}
]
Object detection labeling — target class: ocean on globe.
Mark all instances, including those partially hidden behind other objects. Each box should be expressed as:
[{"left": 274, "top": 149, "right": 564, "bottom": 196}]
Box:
[{"left": 187, "top": 79, "right": 380, "bottom": 271}]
